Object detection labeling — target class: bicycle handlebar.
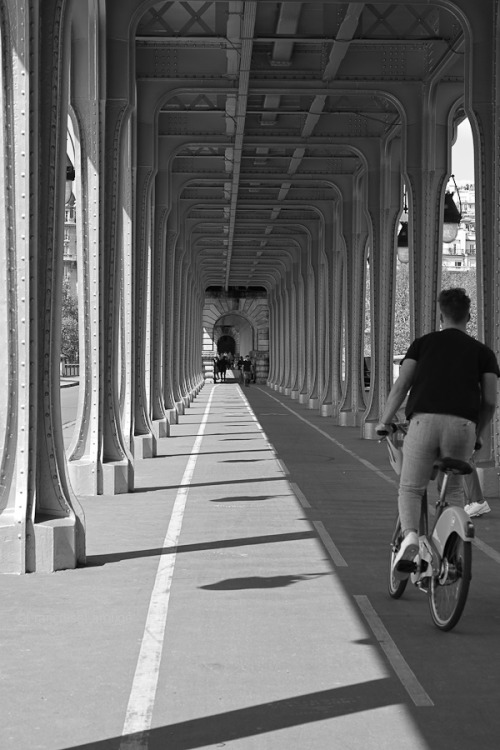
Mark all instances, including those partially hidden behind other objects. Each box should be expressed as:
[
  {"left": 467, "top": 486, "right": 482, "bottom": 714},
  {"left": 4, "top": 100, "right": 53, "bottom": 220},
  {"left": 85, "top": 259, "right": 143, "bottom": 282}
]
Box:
[{"left": 376, "top": 423, "right": 398, "bottom": 437}]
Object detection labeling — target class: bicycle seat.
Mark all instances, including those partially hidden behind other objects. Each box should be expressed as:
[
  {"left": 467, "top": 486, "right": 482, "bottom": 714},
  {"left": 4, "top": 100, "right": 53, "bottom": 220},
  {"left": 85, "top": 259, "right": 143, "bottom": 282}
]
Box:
[{"left": 434, "top": 457, "right": 473, "bottom": 475}]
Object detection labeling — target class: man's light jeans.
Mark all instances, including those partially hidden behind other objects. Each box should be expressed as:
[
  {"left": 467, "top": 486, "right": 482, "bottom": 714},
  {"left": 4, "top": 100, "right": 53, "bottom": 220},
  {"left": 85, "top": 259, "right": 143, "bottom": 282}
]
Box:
[{"left": 398, "top": 413, "right": 476, "bottom": 532}]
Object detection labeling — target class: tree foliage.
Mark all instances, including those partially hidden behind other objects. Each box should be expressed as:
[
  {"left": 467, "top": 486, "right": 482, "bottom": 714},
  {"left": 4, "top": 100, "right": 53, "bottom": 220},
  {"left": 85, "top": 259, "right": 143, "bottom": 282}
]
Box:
[
  {"left": 61, "top": 278, "right": 79, "bottom": 363},
  {"left": 365, "top": 262, "right": 478, "bottom": 358},
  {"left": 393, "top": 263, "right": 478, "bottom": 353}
]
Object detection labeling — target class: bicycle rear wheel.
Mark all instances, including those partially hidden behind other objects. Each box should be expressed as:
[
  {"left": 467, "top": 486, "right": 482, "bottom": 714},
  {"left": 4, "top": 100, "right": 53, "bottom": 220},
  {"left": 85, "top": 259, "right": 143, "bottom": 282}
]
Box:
[
  {"left": 428, "top": 532, "right": 472, "bottom": 631},
  {"left": 388, "top": 516, "right": 408, "bottom": 599}
]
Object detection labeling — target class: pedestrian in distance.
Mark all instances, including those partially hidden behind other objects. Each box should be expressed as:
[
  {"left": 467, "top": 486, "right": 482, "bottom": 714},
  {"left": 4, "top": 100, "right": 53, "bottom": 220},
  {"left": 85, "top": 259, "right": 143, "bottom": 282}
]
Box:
[
  {"left": 218, "top": 355, "right": 227, "bottom": 382},
  {"left": 242, "top": 355, "right": 252, "bottom": 387},
  {"left": 376, "top": 287, "right": 499, "bottom": 578}
]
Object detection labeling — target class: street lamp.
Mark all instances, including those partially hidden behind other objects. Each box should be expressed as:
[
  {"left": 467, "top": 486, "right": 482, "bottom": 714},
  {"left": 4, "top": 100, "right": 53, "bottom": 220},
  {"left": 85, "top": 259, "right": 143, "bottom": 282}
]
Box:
[
  {"left": 397, "top": 188, "right": 409, "bottom": 263},
  {"left": 65, "top": 164, "right": 75, "bottom": 204},
  {"left": 397, "top": 176, "right": 462, "bottom": 258},
  {"left": 397, "top": 221, "right": 409, "bottom": 264},
  {"left": 443, "top": 174, "right": 462, "bottom": 243}
]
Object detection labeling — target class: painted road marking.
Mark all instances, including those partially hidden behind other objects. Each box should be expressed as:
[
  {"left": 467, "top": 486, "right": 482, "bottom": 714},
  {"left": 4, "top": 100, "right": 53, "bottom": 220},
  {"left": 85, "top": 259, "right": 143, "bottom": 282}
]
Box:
[
  {"left": 473, "top": 537, "right": 500, "bottom": 564},
  {"left": 313, "top": 520, "right": 348, "bottom": 567},
  {"left": 260, "top": 390, "right": 398, "bottom": 487},
  {"left": 354, "top": 595, "right": 434, "bottom": 707},
  {"left": 120, "top": 388, "right": 216, "bottom": 749},
  {"left": 239, "top": 391, "right": 347, "bottom": 567},
  {"left": 276, "top": 458, "right": 289, "bottom": 475},
  {"left": 290, "top": 481, "right": 311, "bottom": 509}
]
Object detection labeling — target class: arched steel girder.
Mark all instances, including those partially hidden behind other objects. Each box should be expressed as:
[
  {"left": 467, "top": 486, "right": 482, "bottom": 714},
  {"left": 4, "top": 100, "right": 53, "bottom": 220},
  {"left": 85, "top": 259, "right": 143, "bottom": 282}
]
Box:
[
  {"left": 180, "top": 197, "right": 331, "bottom": 290},
  {"left": 141, "top": 86, "right": 406, "bottom": 291},
  {"left": 189, "top": 221, "right": 309, "bottom": 292}
]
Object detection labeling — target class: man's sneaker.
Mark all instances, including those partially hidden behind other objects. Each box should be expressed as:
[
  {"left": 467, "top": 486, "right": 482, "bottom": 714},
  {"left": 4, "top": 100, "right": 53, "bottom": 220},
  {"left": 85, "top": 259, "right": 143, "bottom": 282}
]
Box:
[
  {"left": 464, "top": 500, "right": 491, "bottom": 518},
  {"left": 394, "top": 531, "right": 419, "bottom": 580}
]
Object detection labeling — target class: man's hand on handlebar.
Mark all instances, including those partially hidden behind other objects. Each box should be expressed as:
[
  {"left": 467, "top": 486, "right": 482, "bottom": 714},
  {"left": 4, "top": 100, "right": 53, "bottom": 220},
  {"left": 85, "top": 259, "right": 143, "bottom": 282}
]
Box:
[{"left": 376, "top": 422, "right": 394, "bottom": 436}]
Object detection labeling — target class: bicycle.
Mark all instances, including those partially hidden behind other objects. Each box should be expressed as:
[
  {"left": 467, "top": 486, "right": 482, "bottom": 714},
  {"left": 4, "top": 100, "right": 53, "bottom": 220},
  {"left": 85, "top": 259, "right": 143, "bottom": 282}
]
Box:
[{"left": 379, "top": 423, "right": 475, "bottom": 631}]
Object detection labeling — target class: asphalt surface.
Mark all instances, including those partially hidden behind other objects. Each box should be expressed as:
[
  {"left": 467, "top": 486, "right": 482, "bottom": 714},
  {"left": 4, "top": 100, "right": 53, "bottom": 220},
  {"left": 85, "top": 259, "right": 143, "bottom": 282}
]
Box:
[{"left": 1, "top": 376, "right": 499, "bottom": 749}]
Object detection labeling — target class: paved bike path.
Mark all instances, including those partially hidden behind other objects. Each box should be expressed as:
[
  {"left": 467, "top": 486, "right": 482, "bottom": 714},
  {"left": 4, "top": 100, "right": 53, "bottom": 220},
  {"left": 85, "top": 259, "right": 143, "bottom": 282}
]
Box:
[
  {"left": 1, "top": 381, "right": 499, "bottom": 749},
  {"left": 247, "top": 384, "right": 500, "bottom": 750}
]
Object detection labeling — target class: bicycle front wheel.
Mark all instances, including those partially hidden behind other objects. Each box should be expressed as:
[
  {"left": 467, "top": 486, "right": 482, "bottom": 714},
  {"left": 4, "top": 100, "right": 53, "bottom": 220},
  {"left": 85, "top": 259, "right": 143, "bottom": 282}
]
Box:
[
  {"left": 388, "top": 516, "right": 408, "bottom": 599},
  {"left": 428, "top": 533, "right": 472, "bottom": 631}
]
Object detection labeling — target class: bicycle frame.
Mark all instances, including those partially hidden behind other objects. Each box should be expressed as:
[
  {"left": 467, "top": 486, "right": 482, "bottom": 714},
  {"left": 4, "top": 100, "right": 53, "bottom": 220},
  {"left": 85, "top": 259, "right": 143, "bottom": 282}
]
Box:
[{"left": 428, "top": 472, "right": 475, "bottom": 567}]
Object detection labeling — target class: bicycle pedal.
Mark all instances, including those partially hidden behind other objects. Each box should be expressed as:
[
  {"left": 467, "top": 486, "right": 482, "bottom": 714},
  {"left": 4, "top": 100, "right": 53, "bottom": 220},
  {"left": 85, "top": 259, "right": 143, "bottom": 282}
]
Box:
[{"left": 396, "top": 559, "right": 418, "bottom": 574}]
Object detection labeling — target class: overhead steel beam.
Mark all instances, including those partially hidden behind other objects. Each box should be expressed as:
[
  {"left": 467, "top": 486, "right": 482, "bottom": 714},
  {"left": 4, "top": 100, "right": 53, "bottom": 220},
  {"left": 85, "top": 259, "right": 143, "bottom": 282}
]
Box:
[{"left": 224, "top": 1, "right": 257, "bottom": 290}]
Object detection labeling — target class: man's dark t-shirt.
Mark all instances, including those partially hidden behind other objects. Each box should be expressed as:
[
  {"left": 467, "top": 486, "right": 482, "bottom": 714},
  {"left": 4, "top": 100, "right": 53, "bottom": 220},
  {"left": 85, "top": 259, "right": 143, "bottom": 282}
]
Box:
[{"left": 404, "top": 328, "right": 500, "bottom": 423}]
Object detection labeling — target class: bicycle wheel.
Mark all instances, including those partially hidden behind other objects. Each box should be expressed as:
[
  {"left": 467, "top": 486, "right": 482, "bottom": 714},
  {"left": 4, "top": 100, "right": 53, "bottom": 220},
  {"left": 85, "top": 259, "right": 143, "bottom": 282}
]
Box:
[
  {"left": 428, "top": 532, "right": 472, "bottom": 631},
  {"left": 388, "top": 516, "right": 408, "bottom": 599}
]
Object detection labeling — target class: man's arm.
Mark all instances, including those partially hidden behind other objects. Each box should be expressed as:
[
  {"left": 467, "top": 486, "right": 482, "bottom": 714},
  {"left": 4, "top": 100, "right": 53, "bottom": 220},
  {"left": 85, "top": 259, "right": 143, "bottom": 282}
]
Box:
[
  {"left": 475, "top": 372, "right": 498, "bottom": 446},
  {"left": 375, "top": 358, "right": 417, "bottom": 432}
]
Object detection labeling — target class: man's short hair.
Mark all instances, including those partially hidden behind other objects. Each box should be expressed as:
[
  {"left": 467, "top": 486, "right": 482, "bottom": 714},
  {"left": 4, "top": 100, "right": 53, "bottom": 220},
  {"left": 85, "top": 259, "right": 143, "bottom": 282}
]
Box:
[{"left": 438, "top": 287, "right": 471, "bottom": 323}]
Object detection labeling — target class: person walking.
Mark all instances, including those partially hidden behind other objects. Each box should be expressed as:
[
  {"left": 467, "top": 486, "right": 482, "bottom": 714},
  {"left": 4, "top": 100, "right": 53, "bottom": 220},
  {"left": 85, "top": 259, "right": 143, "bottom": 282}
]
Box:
[
  {"left": 376, "top": 288, "right": 499, "bottom": 578},
  {"left": 218, "top": 355, "right": 227, "bottom": 382},
  {"left": 242, "top": 355, "right": 252, "bottom": 387}
]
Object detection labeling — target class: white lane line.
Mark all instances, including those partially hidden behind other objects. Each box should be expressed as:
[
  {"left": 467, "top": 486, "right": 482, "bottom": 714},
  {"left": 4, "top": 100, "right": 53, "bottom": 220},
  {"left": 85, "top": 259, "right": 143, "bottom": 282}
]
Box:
[
  {"left": 313, "top": 521, "right": 348, "bottom": 567},
  {"left": 260, "top": 390, "right": 398, "bottom": 487},
  {"left": 473, "top": 537, "right": 500, "bottom": 564},
  {"left": 354, "top": 595, "right": 434, "bottom": 707},
  {"left": 276, "top": 458, "right": 289, "bottom": 475},
  {"left": 237, "top": 392, "right": 316, "bottom": 517},
  {"left": 290, "top": 481, "right": 311, "bottom": 509},
  {"left": 120, "top": 388, "right": 216, "bottom": 750}
]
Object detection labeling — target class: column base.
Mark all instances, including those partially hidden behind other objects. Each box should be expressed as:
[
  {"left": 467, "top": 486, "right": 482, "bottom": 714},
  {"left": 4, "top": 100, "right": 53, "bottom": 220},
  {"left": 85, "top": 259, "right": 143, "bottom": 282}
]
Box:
[
  {"left": 290, "top": 390, "right": 299, "bottom": 400},
  {"left": 67, "top": 459, "right": 98, "bottom": 496},
  {"left": 32, "top": 515, "right": 76, "bottom": 573},
  {"left": 101, "top": 459, "right": 133, "bottom": 494},
  {"left": 338, "top": 410, "right": 364, "bottom": 427},
  {"left": 298, "top": 393, "right": 308, "bottom": 404},
  {"left": 320, "top": 404, "right": 334, "bottom": 417},
  {"left": 308, "top": 398, "right": 319, "bottom": 409},
  {"left": 361, "top": 421, "right": 379, "bottom": 440},
  {"left": 175, "top": 400, "right": 185, "bottom": 416},
  {"left": 152, "top": 418, "right": 169, "bottom": 439},
  {"left": 0, "top": 515, "right": 24, "bottom": 574},
  {"left": 132, "top": 434, "right": 156, "bottom": 459},
  {"left": 166, "top": 408, "right": 178, "bottom": 425}
]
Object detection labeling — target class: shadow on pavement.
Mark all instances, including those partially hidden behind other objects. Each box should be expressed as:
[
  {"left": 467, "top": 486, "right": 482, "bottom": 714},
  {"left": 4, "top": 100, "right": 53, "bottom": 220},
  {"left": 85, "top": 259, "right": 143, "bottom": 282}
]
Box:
[
  {"left": 64, "top": 677, "right": 402, "bottom": 750},
  {"left": 199, "top": 572, "right": 330, "bottom": 590},
  {"left": 85, "top": 530, "right": 316, "bottom": 567}
]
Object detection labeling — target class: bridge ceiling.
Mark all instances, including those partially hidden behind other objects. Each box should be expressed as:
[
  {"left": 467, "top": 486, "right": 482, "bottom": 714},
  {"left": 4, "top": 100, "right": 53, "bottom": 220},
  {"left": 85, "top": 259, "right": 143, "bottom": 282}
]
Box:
[{"left": 135, "top": 1, "right": 465, "bottom": 292}]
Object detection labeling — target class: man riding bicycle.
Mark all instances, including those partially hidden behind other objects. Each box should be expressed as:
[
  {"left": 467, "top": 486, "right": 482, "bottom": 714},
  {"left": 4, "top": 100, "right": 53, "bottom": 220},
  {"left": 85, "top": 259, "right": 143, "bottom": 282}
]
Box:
[{"left": 376, "top": 288, "right": 499, "bottom": 579}]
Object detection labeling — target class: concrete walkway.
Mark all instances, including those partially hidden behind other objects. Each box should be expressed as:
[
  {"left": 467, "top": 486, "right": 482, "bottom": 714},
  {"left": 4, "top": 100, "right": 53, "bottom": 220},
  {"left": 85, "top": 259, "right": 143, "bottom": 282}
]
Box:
[{"left": 2, "top": 380, "right": 500, "bottom": 749}]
